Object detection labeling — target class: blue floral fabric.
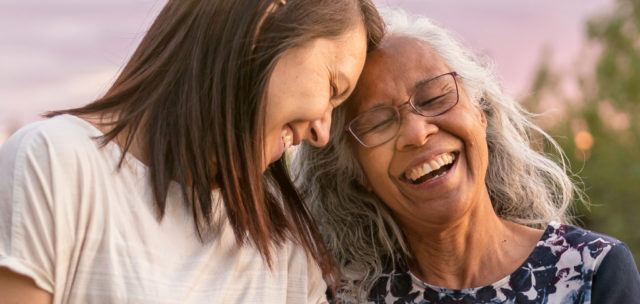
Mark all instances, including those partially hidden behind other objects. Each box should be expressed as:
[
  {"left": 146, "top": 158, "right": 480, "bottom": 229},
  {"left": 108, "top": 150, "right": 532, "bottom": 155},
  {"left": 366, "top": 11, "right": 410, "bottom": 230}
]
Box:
[{"left": 365, "top": 222, "right": 627, "bottom": 304}]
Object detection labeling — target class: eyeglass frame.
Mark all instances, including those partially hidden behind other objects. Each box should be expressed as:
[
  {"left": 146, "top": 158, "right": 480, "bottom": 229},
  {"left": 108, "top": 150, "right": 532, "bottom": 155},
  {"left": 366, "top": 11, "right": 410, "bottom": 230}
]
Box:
[{"left": 345, "top": 71, "right": 460, "bottom": 148}]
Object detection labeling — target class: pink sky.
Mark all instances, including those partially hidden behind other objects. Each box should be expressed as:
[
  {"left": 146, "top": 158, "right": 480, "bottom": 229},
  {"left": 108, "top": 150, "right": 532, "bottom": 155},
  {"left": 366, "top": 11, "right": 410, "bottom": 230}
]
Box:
[{"left": 0, "top": 0, "right": 614, "bottom": 144}]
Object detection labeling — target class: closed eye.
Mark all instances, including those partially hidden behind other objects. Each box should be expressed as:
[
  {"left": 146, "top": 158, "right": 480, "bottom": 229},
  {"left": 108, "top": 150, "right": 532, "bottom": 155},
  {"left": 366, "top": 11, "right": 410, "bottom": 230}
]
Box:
[
  {"left": 329, "top": 71, "right": 351, "bottom": 107},
  {"left": 330, "top": 81, "right": 338, "bottom": 98},
  {"left": 358, "top": 118, "right": 395, "bottom": 135},
  {"left": 415, "top": 94, "right": 446, "bottom": 108}
]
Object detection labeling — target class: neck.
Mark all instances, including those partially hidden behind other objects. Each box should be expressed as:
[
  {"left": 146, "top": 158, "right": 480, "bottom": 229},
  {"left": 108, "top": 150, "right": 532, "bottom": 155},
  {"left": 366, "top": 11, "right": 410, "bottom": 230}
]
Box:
[{"left": 402, "top": 189, "right": 542, "bottom": 289}]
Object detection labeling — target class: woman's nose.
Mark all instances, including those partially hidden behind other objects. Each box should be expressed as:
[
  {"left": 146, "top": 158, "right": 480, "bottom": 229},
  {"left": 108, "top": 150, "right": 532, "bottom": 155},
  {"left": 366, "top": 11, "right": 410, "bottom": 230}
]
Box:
[
  {"left": 306, "top": 107, "right": 333, "bottom": 147},
  {"left": 395, "top": 112, "right": 438, "bottom": 150}
]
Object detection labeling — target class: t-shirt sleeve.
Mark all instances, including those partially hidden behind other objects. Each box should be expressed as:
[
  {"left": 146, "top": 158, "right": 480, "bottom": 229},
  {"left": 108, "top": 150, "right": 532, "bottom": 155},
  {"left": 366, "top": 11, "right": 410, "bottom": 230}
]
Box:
[
  {"left": 591, "top": 242, "right": 640, "bottom": 302},
  {"left": 0, "top": 127, "right": 59, "bottom": 293}
]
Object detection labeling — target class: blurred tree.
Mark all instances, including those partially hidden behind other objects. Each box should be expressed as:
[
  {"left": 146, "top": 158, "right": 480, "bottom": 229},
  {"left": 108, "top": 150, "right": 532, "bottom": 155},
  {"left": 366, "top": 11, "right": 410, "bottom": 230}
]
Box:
[{"left": 525, "top": 0, "right": 640, "bottom": 265}]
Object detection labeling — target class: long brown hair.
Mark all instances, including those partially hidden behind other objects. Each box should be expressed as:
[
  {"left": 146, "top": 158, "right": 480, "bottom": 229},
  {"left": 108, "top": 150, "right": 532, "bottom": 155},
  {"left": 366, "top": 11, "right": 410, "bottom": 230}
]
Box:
[{"left": 48, "top": 0, "right": 383, "bottom": 280}]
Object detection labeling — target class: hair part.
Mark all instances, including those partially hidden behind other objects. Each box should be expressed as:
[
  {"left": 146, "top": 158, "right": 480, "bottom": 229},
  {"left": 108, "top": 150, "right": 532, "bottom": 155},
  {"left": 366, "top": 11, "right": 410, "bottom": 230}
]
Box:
[
  {"left": 47, "top": 0, "right": 383, "bottom": 282},
  {"left": 291, "top": 8, "right": 584, "bottom": 300}
]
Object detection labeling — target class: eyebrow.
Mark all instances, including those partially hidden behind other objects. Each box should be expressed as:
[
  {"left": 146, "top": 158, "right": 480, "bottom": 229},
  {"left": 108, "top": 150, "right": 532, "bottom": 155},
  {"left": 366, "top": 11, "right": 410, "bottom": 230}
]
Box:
[{"left": 411, "top": 73, "right": 440, "bottom": 92}]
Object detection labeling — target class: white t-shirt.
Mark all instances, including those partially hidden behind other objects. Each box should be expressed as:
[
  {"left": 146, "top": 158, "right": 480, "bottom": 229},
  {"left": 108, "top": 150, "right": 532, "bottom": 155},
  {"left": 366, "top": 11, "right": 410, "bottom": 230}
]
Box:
[{"left": 0, "top": 115, "right": 328, "bottom": 304}]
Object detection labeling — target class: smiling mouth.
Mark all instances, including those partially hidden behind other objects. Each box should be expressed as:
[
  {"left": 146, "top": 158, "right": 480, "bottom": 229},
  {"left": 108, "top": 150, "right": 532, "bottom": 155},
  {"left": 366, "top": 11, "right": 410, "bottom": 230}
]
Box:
[{"left": 404, "top": 152, "right": 456, "bottom": 185}]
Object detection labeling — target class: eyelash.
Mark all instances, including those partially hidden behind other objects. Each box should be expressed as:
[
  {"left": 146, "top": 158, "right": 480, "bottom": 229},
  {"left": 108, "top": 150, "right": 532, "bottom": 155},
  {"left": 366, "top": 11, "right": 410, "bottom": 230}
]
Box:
[{"left": 330, "top": 82, "right": 339, "bottom": 98}]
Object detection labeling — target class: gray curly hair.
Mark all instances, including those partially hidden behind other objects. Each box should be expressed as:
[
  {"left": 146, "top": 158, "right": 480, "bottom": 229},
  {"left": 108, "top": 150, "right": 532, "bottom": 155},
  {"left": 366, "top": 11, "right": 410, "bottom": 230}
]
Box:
[{"left": 291, "top": 8, "right": 583, "bottom": 301}]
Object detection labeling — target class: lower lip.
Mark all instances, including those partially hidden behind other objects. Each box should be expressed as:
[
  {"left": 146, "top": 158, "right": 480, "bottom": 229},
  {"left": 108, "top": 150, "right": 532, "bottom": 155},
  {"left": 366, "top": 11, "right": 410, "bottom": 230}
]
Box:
[{"left": 404, "top": 155, "right": 458, "bottom": 190}]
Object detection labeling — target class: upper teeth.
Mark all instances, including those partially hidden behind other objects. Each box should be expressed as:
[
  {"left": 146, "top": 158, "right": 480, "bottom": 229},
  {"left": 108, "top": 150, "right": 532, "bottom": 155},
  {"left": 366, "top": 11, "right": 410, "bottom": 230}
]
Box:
[
  {"left": 282, "top": 130, "right": 293, "bottom": 150},
  {"left": 405, "top": 152, "right": 455, "bottom": 181}
]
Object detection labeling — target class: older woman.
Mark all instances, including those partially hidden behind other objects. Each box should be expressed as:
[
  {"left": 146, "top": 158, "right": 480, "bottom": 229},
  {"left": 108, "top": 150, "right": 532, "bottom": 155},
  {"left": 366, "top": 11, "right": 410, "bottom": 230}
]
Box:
[{"left": 293, "top": 9, "right": 640, "bottom": 303}]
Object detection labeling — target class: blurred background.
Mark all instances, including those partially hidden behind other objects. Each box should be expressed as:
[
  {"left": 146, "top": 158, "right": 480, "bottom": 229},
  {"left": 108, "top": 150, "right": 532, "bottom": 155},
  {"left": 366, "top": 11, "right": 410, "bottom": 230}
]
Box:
[{"left": 1, "top": 0, "right": 638, "bottom": 265}]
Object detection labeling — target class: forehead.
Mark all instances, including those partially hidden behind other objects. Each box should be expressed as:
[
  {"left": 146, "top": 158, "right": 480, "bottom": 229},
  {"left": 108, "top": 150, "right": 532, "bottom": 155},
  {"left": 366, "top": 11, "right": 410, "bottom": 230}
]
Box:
[{"left": 347, "top": 35, "right": 450, "bottom": 114}]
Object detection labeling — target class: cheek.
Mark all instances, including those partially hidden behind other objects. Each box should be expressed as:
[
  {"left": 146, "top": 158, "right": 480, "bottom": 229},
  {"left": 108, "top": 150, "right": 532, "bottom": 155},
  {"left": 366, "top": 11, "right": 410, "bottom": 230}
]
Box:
[
  {"left": 292, "top": 84, "right": 331, "bottom": 120},
  {"left": 267, "top": 58, "right": 329, "bottom": 119},
  {"left": 463, "top": 121, "right": 489, "bottom": 176},
  {"left": 263, "top": 100, "right": 286, "bottom": 136},
  {"left": 477, "top": 134, "right": 489, "bottom": 173},
  {"left": 266, "top": 87, "right": 327, "bottom": 126},
  {"left": 264, "top": 81, "right": 289, "bottom": 126}
]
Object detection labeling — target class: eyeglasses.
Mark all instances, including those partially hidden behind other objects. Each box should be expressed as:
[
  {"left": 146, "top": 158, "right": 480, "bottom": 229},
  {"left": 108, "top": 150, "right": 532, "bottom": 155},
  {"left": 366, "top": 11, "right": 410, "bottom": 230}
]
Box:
[{"left": 346, "top": 71, "right": 459, "bottom": 148}]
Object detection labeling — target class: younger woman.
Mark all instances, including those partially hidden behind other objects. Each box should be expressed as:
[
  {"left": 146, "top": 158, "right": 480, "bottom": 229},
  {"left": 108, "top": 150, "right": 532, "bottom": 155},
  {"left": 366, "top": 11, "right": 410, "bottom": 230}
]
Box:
[{"left": 0, "top": 0, "right": 384, "bottom": 303}]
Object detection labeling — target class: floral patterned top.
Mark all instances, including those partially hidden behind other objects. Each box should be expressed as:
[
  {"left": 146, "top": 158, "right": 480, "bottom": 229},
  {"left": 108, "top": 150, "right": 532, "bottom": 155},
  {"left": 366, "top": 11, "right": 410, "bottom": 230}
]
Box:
[{"left": 360, "top": 222, "right": 640, "bottom": 303}]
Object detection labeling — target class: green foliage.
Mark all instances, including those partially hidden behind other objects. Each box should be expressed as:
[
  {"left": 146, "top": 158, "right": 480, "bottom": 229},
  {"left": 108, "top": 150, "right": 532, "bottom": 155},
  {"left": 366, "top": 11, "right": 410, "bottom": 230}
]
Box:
[{"left": 527, "top": 0, "right": 640, "bottom": 265}]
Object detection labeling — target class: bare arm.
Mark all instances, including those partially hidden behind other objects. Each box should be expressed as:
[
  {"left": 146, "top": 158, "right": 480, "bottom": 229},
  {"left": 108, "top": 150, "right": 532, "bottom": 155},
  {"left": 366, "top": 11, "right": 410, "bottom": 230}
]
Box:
[{"left": 0, "top": 267, "right": 52, "bottom": 304}]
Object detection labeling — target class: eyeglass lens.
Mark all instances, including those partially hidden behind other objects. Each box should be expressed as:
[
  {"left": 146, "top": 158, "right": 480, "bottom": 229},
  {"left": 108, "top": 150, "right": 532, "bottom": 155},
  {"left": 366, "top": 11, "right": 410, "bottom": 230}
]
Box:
[{"left": 349, "top": 72, "right": 458, "bottom": 148}]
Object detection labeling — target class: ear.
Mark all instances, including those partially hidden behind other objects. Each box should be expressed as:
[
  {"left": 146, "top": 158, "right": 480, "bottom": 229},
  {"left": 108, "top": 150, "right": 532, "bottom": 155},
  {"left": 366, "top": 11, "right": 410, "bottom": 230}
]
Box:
[
  {"left": 476, "top": 99, "right": 488, "bottom": 130},
  {"left": 479, "top": 107, "right": 487, "bottom": 129}
]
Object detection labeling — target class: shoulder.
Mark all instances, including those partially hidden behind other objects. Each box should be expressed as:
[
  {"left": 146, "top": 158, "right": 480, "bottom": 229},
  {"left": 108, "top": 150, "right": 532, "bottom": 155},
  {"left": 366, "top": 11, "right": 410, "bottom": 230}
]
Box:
[
  {"left": 1, "top": 115, "right": 114, "bottom": 174},
  {"left": 549, "top": 222, "right": 619, "bottom": 247},
  {"left": 536, "top": 222, "right": 620, "bottom": 267},
  {"left": 0, "top": 115, "right": 118, "bottom": 211},
  {"left": 531, "top": 222, "right": 623, "bottom": 283},
  {"left": 0, "top": 115, "right": 105, "bottom": 291},
  {"left": 5, "top": 115, "right": 102, "bottom": 151},
  {"left": 591, "top": 242, "right": 640, "bottom": 300},
  {"left": 507, "top": 223, "right": 634, "bottom": 302},
  {"left": 1, "top": 115, "right": 103, "bottom": 164}
]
